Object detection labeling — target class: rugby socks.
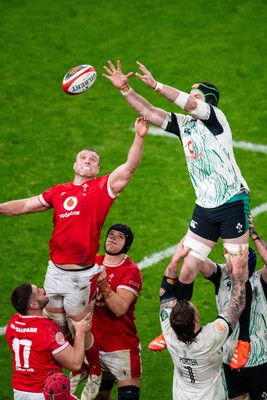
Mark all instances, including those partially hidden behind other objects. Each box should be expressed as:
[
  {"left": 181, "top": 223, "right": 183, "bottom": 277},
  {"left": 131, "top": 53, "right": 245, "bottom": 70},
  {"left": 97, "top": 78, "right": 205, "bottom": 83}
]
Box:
[
  {"left": 85, "top": 334, "right": 102, "bottom": 377},
  {"left": 175, "top": 280, "right": 194, "bottom": 301}
]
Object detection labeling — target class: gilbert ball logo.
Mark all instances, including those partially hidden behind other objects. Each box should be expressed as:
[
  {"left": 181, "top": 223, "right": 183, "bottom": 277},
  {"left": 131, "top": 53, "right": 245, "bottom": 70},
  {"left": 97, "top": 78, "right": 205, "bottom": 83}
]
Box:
[{"left": 63, "top": 197, "right": 78, "bottom": 211}]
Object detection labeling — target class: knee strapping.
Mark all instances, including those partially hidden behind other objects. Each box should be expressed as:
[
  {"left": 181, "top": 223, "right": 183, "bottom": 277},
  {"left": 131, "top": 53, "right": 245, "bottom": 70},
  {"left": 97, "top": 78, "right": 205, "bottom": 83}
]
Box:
[
  {"left": 223, "top": 243, "right": 248, "bottom": 255},
  {"left": 183, "top": 236, "right": 212, "bottom": 261},
  {"left": 118, "top": 385, "right": 140, "bottom": 400}
]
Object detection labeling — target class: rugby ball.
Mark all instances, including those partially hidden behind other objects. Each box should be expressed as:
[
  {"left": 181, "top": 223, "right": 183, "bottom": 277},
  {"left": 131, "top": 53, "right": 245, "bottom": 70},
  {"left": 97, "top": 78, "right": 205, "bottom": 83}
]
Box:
[{"left": 62, "top": 64, "right": 97, "bottom": 95}]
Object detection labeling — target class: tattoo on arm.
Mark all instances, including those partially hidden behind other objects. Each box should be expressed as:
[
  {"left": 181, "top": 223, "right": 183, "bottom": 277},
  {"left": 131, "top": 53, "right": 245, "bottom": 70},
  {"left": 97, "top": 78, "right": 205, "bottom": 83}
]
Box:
[{"left": 223, "top": 273, "right": 246, "bottom": 328}]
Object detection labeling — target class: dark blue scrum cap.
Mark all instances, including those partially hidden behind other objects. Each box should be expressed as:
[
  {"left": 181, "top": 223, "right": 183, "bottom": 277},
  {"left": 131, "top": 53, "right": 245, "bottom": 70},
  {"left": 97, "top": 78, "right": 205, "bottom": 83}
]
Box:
[
  {"left": 191, "top": 82, "right": 220, "bottom": 107},
  {"left": 106, "top": 223, "right": 134, "bottom": 255}
]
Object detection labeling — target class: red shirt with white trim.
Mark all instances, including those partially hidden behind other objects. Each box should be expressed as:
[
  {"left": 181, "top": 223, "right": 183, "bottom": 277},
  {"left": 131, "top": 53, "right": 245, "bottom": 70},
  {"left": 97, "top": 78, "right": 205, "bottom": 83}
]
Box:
[
  {"left": 39, "top": 175, "right": 116, "bottom": 265},
  {"left": 5, "top": 314, "right": 68, "bottom": 393},
  {"left": 92, "top": 255, "right": 142, "bottom": 351}
]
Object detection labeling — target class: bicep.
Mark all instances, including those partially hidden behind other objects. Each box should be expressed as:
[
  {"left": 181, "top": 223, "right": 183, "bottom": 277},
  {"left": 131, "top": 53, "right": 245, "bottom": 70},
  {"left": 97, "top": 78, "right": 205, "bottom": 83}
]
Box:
[{"left": 53, "top": 345, "right": 74, "bottom": 370}]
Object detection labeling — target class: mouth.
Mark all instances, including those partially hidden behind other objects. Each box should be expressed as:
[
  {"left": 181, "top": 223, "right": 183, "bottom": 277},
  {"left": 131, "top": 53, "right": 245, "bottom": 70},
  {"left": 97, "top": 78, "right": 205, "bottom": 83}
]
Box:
[{"left": 82, "top": 166, "right": 91, "bottom": 171}]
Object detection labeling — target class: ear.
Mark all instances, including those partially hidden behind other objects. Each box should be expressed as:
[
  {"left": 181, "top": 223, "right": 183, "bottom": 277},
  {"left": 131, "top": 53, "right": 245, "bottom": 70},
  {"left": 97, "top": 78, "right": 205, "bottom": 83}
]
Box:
[
  {"left": 29, "top": 301, "right": 39, "bottom": 310},
  {"left": 73, "top": 162, "right": 76, "bottom": 171}
]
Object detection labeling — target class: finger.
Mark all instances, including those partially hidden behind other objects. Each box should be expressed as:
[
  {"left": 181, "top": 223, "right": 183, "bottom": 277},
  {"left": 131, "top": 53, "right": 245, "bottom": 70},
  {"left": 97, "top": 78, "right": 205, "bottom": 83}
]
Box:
[
  {"left": 117, "top": 60, "right": 121, "bottom": 71},
  {"left": 108, "top": 60, "right": 116, "bottom": 72},
  {"left": 102, "top": 73, "right": 111, "bottom": 80},
  {"left": 125, "top": 72, "right": 134, "bottom": 78},
  {"left": 103, "top": 65, "right": 112, "bottom": 74}
]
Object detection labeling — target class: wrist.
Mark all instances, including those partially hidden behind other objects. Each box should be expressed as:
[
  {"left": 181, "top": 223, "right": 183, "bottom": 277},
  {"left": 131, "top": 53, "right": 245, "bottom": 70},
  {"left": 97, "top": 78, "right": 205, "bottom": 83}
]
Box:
[
  {"left": 97, "top": 279, "right": 113, "bottom": 300},
  {"left": 154, "top": 82, "right": 164, "bottom": 93},
  {"left": 120, "top": 84, "right": 132, "bottom": 95},
  {"left": 250, "top": 229, "right": 259, "bottom": 241}
]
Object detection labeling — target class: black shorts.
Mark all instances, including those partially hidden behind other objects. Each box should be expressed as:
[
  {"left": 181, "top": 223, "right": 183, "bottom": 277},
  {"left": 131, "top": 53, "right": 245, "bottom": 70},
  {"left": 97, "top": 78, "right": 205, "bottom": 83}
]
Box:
[
  {"left": 189, "top": 195, "right": 250, "bottom": 242},
  {"left": 223, "top": 362, "right": 267, "bottom": 399}
]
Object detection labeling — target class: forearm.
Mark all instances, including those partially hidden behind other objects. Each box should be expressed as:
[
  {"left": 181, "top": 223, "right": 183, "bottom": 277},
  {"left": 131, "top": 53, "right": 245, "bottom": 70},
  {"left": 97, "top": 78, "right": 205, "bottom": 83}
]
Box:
[
  {"left": 0, "top": 199, "right": 29, "bottom": 215},
  {"left": 122, "top": 88, "right": 167, "bottom": 126},
  {"left": 0, "top": 196, "right": 46, "bottom": 215},
  {"left": 251, "top": 231, "right": 267, "bottom": 265},
  {"left": 223, "top": 273, "right": 246, "bottom": 328},
  {"left": 97, "top": 280, "right": 128, "bottom": 317}
]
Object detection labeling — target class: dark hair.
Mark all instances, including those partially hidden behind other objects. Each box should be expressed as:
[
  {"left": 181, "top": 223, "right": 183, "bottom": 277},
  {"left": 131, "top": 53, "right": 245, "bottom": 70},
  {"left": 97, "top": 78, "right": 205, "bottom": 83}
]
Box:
[
  {"left": 11, "top": 283, "right": 33, "bottom": 315},
  {"left": 170, "top": 300, "right": 197, "bottom": 345}
]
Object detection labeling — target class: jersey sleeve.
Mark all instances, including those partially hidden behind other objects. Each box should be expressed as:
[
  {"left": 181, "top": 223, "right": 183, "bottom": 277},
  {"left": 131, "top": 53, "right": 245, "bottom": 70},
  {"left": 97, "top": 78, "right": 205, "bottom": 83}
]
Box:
[
  {"left": 39, "top": 186, "right": 55, "bottom": 208},
  {"left": 117, "top": 265, "right": 142, "bottom": 296},
  {"left": 44, "top": 319, "right": 69, "bottom": 354}
]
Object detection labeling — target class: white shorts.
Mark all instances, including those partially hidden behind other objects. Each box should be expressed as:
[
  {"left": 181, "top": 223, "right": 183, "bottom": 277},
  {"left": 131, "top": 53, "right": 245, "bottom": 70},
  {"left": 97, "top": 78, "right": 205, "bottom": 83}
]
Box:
[
  {"left": 44, "top": 261, "right": 103, "bottom": 314},
  {"left": 99, "top": 349, "right": 142, "bottom": 381},
  {"left": 14, "top": 389, "right": 44, "bottom": 399}
]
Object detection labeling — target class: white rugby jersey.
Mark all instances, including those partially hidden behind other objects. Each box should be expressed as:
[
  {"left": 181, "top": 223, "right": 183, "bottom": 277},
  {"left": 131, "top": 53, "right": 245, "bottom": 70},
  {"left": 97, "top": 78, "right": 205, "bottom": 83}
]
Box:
[
  {"left": 162, "top": 103, "right": 249, "bottom": 208},
  {"left": 160, "top": 307, "right": 229, "bottom": 399}
]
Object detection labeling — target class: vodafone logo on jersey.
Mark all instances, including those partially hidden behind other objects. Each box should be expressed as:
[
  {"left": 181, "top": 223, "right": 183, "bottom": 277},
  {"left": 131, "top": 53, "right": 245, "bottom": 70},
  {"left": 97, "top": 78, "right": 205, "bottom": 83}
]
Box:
[
  {"left": 59, "top": 196, "right": 80, "bottom": 218},
  {"left": 63, "top": 196, "right": 78, "bottom": 211}
]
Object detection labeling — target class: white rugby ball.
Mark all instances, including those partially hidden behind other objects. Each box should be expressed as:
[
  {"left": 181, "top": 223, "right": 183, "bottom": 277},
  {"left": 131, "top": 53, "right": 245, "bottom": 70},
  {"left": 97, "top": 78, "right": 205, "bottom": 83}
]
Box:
[{"left": 62, "top": 64, "right": 97, "bottom": 95}]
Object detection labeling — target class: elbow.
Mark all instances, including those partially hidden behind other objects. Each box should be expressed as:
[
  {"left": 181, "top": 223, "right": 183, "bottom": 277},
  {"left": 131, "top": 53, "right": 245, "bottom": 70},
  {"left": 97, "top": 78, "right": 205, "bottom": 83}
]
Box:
[{"left": 70, "top": 360, "right": 83, "bottom": 372}]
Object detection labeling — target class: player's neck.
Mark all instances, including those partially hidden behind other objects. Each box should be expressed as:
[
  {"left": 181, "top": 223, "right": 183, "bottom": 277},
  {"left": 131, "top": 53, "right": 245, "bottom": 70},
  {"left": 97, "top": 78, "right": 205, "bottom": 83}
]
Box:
[{"left": 103, "top": 254, "right": 127, "bottom": 266}]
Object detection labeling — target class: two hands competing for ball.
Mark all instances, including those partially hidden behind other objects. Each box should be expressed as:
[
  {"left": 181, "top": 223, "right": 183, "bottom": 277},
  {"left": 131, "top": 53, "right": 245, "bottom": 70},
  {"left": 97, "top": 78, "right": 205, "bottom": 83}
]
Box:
[{"left": 103, "top": 60, "right": 158, "bottom": 90}]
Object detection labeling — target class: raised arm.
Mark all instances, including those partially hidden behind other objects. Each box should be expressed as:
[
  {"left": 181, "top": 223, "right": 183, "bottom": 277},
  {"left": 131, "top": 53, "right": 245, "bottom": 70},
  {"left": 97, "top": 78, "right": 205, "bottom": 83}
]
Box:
[
  {"left": 96, "top": 271, "right": 136, "bottom": 318},
  {"left": 159, "top": 238, "right": 190, "bottom": 310},
  {"left": 109, "top": 117, "right": 148, "bottom": 196},
  {"left": 135, "top": 61, "right": 198, "bottom": 113},
  {"left": 103, "top": 60, "right": 167, "bottom": 126},
  {"left": 222, "top": 247, "right": 248, "bottom": 329},
  {"left": 0, "top": 195, "right": 48, "bottom": 216},
  {"left": 249, "top": 214, "right": 267, "bottom": 268}
]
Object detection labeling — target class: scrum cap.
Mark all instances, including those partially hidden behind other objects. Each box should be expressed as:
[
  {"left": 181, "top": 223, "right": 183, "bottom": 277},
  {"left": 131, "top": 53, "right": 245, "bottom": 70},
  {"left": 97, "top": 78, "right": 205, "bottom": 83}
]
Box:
[
  {"left": 105, "top": 223, "right": 134, "bottom": 255},
  {"left": 43, "top": 372, "right": 70, "bottom": 400},
  {"left": 191, "top": 82, "right": 220, "bottom": 107}
]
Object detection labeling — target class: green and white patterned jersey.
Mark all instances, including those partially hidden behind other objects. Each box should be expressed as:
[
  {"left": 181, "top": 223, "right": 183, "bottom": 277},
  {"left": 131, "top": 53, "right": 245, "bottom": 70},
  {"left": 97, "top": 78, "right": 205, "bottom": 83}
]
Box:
[
  {"left": 162, "top": 104, "right": 249, "bottom": 208},
  {"left": 216, "top": 264, "right": 267, "bottom": 366}
]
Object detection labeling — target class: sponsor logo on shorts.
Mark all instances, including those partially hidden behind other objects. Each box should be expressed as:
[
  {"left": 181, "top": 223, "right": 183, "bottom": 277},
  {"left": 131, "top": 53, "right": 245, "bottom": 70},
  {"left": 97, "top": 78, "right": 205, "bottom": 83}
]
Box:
[
  {"left": 190, "top": 219, "right": 198, "bottom": 229},
  {"left": 236, "top": 222, "right": 243, "bottom": 233}
]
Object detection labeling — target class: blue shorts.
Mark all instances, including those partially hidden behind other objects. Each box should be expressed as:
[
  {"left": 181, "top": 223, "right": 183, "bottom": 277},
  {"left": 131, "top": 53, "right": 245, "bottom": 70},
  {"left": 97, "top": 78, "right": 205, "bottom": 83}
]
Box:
[{"left": 189, "top": 193, "right": 250, "bottom": 241}]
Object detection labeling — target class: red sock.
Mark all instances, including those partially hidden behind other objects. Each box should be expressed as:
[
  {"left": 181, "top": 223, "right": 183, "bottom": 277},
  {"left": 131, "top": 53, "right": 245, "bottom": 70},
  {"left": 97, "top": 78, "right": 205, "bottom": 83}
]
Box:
[
  {"left": 71, "top": 362, "right": 89, "bottom": 376},
  {"left": 85, "top": 335, "right": 102, "bottom": 376}
]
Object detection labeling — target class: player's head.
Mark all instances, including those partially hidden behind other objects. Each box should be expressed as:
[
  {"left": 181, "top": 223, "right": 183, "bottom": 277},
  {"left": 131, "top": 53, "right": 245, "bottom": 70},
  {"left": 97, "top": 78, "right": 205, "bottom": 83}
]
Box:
[
  {"left": 11, "top": 283, "right": 33, "bottom": 315},
  {"left": 170, "top": 300, "right": 199, "bottom": 345},
  {"left": 248, "top": 247, "right": 257, "bottom": 278},
  {"left": 73, "top": 148, "right": 100, "bottom": 179},
  {"left": 43, "top": 372, "right": 70, "bottom": 400},
  {"left": 11, "top": 283, "right": 48, "bottom": 315},
  {"left": 190, "top": 82, "right": 220, "bottom": 107},
  {"left": 105, "top": 223, "right": 134, "bottom": 255}
]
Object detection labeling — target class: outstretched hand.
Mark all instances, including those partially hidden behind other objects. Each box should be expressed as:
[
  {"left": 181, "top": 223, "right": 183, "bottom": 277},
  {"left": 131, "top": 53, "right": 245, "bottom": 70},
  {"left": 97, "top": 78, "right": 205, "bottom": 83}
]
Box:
[
  {"left": 103, "top": 60, "right": 134, "bottom": 90},
  {"left": 134, "top": 117, "right": 149, "bottom": 138},
  {"left": 135, "top": 61, "right": 157, "bottom": 89}
]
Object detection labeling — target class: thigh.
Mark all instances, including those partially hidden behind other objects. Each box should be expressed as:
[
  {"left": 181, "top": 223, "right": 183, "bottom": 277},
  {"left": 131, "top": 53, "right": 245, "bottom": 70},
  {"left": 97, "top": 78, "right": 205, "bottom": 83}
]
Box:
[
  {"left": 190, "top": 204, "right": 220, "bottom": 241},
  {"left": 218, "top": 200, "right": 249, "bottom": 239}
]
